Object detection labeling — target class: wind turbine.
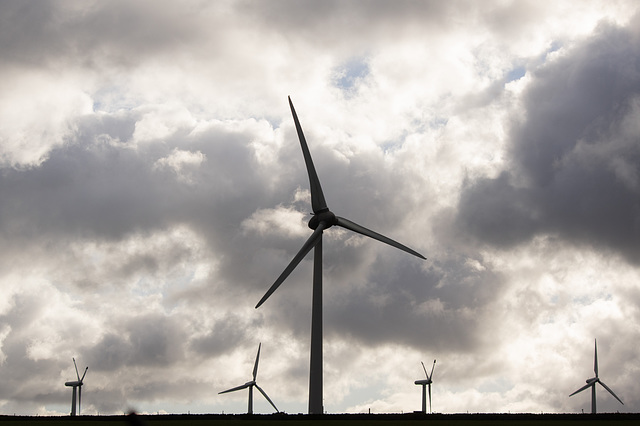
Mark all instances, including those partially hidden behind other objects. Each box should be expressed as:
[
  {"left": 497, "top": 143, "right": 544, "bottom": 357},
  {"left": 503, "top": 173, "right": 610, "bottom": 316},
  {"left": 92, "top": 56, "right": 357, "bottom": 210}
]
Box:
[
  {"left": 569, "top": 339, "right": 623, "bottom": 414},
  {"left": 219, "top": 343, "right": 279, "bottom": 414},
  {"left": 64, "top": 358, "right": 88, "bottom": 416},
  {"left": 256, "top": 97, "right": 426, "bottom": 414},
  {"left": 415, "top": 360, "right": 435, "bottom": 413}
]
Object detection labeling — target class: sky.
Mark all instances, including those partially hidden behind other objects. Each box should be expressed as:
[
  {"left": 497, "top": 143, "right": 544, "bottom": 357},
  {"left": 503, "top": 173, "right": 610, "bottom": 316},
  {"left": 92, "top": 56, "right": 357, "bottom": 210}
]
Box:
[{"left": 1, "top": 0, "right": 640, "bottom": 416}]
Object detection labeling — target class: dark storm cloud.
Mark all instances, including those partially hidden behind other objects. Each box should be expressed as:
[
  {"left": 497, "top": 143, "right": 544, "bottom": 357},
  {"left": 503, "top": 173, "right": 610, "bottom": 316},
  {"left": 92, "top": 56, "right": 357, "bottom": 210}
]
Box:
[
  {"left": 85, "top": 314, "right": 184, "bottom": 369},
  {"left": 0, "top": 106, "right": 280, "bottom": 391},
  {"left": 238, "top": 0, "right": 555, "bottom": 64},
  {"left": 456, "top": 172, "right": 542, "bottom": 247},
  {"left": 0, "top": 111, "right": 267, "bottom": 245},
  {"left": 190, "top": 315, "right": 254, "bottom": 357},
  {"left": 0, "top": 1, "right": 209, "bottom": 68},
  {"left": 239, "top": 0, "right": 456, "bottom": 31},
  {"left": 0, "top": 139, "right": 168, "bottom": 241},
  {"left": 455, "top": 20, "right": 640, "bottom": 262},
  {"left": 325, "top": 252, "right": 505, "bottom": 353},
  {"left": 0, "top": 293, "right": 77, "bottom": 404}
]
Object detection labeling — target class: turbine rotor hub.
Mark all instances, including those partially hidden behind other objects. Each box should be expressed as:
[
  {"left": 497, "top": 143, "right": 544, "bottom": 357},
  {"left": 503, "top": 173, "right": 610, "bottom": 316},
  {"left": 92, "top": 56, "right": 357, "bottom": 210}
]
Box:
[{"left": 308, "top": 209, "right": 337, "bottom": 230}]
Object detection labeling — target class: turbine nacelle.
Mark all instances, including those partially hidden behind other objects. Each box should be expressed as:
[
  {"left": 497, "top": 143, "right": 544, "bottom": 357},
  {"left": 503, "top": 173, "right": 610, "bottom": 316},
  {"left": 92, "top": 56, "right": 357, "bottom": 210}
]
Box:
[
  {"left": 587, "top": 377, "right": 597, "bottom": 385},
  {"left": 414, "top": 379, "right": 432, "bottom": 385},
  {"left": 308, "top": 209, "right": 336, "bottom": 230},
  {"left": 65, "top": 381, "right": 81, "bottom": 387}
]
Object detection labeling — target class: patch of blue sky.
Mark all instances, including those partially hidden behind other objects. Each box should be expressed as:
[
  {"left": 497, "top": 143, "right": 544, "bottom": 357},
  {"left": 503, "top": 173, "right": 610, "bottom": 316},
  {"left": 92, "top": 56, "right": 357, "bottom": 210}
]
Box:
[
  {"left": 506, "top": 40, "right": 563, "bottom": 84},
  {"left": 409, "top": 115, "right": 448, "bottom": 137},
  {"left": 547, "top": 40, "right": 562, "bottom": 54},
  {"left": 92, "top": 85, "right": 138, "bottom": 113},
  {"left": 571, "top": 292, "right": 612, "bottom": 306},
  {"left": 261, "top": 114, "right": 282, "bottom": 131},
  {"left": 332, "top": 56, "right": 370, "bottom": 95},
  {"left": 506, "top": 66, "right": 526, "bottom": 82},
  {"left": 539, "top": 40, "right": 563, "bottom": 64},
  {"left": 426, "top": 116, "right": 448, "bottom": 129},
  {"left": 381, "top": 136, "right": 405, "bottom": 154}
]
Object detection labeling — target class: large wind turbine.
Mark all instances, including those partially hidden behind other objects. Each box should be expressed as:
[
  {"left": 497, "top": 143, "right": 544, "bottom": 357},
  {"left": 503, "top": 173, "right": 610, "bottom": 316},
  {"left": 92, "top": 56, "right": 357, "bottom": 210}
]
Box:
[
  {"left": 219, "top": 343, "right": 279, "bottom": 414},
  {"left": 415, "top": 360, "right": 435, "bottom": 413},
  {"left": 256, "top": 97, "right": 426, "bottom": 414},
  {"left": 569, "top": 339, "right": 623, "bottom": 414},
  {"left": 64, "top": 358, "right": 88, "bottom": 416}
]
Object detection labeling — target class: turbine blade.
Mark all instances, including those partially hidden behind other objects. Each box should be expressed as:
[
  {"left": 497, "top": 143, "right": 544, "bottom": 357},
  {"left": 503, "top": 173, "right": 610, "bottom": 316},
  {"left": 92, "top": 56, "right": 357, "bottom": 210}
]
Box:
[
  {"left": 335, "top": 216, "right": 426, "bottom": 259},
  {"left": 255, "top": 223, "right": 326, "bottom": 308},
  {"left": 73, "top": 358, "right": 80, "bottom": 381},
  {"left": 421, "top": 361, "right": 428, "bottom": 378},
  {"left": 219, "top": 383, "right": 250, "bottom": 394},
  {"left": 255, "top": 384, "right": 279, "bottom": 412},
  {"left": 594, "top": 339, "right": 598, "bottom": 378},
  {"left": 428, "top": 383, "right": 432, "bottom": 413},
  {"left": 429, "top": 360, "right": 436, "bottom": 380},
  {"left": 569, "top": 383, "right": 592, "bottom": 397},
  {"left": 598, "top": 380, "right": 624, "bottom": 405},
  {"left": 253, "top": 343, "right": 261, "bottom": 381},
  {"left": 80, "top": 366, "right": 88, "bottom": 382},
  {"left": 78, "top": 385, "right": 82, "bottom": 415},
  {"left": 288, "top": 96, "right": 328, "bottom": 214}
]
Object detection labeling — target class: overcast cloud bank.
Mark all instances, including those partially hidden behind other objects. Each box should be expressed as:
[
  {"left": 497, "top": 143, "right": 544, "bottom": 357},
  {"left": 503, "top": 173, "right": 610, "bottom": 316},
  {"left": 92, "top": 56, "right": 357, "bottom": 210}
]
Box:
[{"left": 0, "top": 0, "right": 639, "bottom": 416}]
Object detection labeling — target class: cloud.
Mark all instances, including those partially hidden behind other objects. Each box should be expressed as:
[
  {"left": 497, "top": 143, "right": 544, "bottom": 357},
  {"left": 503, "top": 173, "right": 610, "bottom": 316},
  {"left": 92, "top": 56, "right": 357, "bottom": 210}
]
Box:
[
  {"left": 1, "top": 0, "right": 640, "bottom": 416},
  {"left": 0, "top": 70, "right": 93, "bottom": 167},
  {"left": 455, "top": 19, "right": 640, "bottom": 263},
  {"left": 154, "top": 148, "right": 206, "bottom": 184}
]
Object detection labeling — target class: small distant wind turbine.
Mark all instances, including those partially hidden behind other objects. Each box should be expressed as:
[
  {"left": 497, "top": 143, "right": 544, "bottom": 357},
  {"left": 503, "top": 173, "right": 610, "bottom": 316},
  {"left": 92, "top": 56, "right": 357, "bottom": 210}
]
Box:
[
  {"left": 219, "top": 343, "right": 279, "bottom": 414},
  {"left": 415, "top": 360, "right": 435, "bottom": 413},
  {"left": 64, "top": 358, "right": 88, "bottom": 416},
  {"left": 255, "top": 97, "right": 426, "bottom": 414},
  {"left": 569, "top": 339, "right": 623, "bottom": 414}
]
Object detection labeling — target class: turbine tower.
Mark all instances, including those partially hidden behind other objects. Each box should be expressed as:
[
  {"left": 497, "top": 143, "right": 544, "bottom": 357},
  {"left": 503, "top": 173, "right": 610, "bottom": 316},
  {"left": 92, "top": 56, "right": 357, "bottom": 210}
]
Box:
[
  {"left": 415, "top": 360, "right": 435, "bottom": 413},
  {"left": 219, "top": 343, "right": 279, "bottom": 414},
  {"left": 64, "top": 358, "right": 88, "bottom": 416},
  {"left": 256, "top": 97, "right": 426, "bottom": 414},
  {"left": 569, "top": 339, "right": 623, "bottom": 414}
]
